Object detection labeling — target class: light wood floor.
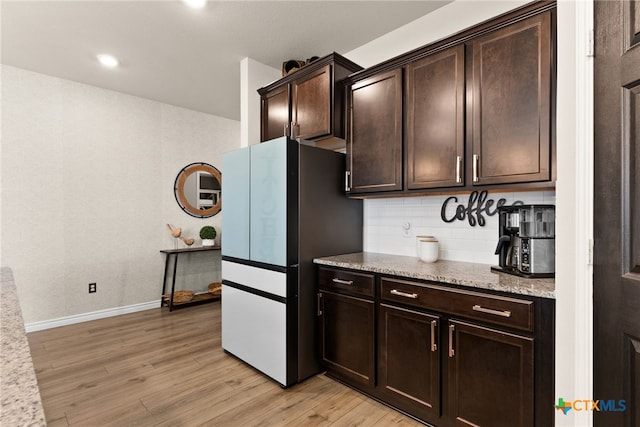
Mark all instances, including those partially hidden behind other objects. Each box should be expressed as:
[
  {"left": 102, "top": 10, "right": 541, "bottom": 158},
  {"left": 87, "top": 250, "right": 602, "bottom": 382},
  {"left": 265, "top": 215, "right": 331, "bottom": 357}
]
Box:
[{"left": 28, "top": 302, "right": 422, "bottom": 426}]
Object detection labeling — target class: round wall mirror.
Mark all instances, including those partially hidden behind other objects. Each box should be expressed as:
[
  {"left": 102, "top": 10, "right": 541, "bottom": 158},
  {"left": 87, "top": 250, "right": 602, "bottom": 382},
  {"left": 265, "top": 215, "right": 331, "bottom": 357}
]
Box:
[{"left": 174, "top": 163, "right": 221, "bottom": 218}]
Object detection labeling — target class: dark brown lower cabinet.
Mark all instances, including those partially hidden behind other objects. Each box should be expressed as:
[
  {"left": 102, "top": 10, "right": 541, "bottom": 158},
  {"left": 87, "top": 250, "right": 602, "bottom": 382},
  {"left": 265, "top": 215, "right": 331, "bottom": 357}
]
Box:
[
  {"left": 447, "top": 320, "right": 534, "bottom": 427},
  {"left": 378, "top": 304, "right": 441, "bottom": 422},
  {"left": 317, "top": 267, "right": 552, "bottom": 427},
  {"left": 318, "top": 290, "right": 375, "bottom": 387}
]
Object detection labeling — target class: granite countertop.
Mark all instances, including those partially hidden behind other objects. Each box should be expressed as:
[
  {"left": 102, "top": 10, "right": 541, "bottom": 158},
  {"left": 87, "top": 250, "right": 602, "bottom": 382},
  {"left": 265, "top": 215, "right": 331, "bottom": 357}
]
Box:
[
  {"left": 314, "top": 252, "right": 555, "bottom": 299},
  {"left": 1, "top": 267, "right": 46, "bottom": 427}
]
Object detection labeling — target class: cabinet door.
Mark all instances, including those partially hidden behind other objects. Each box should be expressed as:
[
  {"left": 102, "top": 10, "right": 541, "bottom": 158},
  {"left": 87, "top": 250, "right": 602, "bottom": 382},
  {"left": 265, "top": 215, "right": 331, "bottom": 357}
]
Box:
[
  {"left": 347, "top": 68, "right": 403, "bottom": 193},
  {"left": 470, "top": 12, "right": 552, "bottom": 185},
  {"left": 448, "top": 320, "right": 534, "bottom": 427},
  {"left": 406, "top": 45, "right": 465, "bottom": 189},
  {"left": 378, "top": 304, "right": 441, "bottom": 421},
  {"left": 292, "top": 64, "right": 332, "bottom": 140},
  {"left": 261, "top": 84, "right": 290, "bottom": 142},
  {"left": 221, "top": 147, "right": 250, "bottom": 259},
  {"left": 319, "top": 291, "right": 375, "bottom": 387}
]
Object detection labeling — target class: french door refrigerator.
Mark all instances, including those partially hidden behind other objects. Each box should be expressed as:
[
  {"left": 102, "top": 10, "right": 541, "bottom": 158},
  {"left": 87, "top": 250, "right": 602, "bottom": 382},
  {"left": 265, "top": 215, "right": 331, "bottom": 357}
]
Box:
[{"left": 221, "top": 136, "right": 362, "bottom": 387}]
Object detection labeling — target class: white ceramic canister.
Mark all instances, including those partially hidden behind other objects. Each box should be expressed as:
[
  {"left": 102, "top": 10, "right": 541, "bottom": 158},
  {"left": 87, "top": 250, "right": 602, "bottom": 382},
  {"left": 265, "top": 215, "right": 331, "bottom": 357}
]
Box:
[
  {"left": 415, "top": 235, "right": 436, "bottom": 257},
  {"left": 419, "top": 239, "right": 439, "bottom": 263}
]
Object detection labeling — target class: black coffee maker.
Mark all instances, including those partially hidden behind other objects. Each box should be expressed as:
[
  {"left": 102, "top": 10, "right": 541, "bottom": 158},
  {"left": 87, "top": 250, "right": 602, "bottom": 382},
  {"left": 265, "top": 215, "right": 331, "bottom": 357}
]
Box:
[
  {"left": 492, "top": 204, "right": 555, "bottom": 278},
  {"left": 493, "top": 205, "right": 522, "bottom": 273}
]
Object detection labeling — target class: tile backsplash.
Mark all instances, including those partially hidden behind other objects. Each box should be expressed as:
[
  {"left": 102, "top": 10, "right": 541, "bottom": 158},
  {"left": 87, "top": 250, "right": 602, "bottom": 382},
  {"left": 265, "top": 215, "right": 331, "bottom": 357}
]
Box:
[{"left": 363, "top": 190, "right": 556, "bottom": 265}]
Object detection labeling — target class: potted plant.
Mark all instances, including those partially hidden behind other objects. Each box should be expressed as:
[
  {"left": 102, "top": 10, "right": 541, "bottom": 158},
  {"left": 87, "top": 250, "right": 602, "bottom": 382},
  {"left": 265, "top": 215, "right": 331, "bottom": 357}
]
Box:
[{"left": 199, "top": 225, "right": 217, "bottom": 247}]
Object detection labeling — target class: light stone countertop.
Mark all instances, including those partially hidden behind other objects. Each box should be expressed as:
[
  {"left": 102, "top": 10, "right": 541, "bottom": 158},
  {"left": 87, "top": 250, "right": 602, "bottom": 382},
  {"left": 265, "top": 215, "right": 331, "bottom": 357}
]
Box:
[
  {"left": 1, "top": 267, "right": 47, "bottom": 427},
  {"left": 314, "top": 252, "right": 555, "bottom": 299}
]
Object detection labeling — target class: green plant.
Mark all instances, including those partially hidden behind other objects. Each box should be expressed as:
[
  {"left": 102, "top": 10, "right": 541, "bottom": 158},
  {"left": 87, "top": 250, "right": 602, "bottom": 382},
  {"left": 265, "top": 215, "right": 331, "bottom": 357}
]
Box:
[{"left": 199, "top": 225, "right": 217, "bottom": 240}]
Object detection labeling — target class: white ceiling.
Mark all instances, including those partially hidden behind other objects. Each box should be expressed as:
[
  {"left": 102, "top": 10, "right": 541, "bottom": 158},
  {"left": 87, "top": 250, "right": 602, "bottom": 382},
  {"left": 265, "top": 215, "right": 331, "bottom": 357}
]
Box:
[{"left": 1, "top": 1, "right": 451, "bottom": 121}]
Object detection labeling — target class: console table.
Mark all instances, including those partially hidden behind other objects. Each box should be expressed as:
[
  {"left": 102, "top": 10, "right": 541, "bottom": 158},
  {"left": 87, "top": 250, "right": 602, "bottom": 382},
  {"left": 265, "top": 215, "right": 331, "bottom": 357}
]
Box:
[{"left": 160, "top": 245, "right": 221, "bottom": 311}]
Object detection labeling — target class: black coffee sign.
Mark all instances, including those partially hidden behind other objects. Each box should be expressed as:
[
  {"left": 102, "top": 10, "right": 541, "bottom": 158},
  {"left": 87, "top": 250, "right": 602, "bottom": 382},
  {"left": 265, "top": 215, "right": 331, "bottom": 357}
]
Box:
[{"left": 440, "top": 190, "right": 522, "bottom": 227}]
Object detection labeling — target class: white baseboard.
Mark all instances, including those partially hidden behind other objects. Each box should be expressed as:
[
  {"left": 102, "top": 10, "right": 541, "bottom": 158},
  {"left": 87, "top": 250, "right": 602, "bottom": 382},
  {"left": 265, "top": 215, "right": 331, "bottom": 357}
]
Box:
[{"left": 25, "top": 300, "right": 159, "bottom": 333}]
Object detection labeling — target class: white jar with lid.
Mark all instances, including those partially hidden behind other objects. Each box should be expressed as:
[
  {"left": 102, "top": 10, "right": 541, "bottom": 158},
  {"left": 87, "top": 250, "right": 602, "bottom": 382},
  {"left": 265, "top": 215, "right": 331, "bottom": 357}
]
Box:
[{"left": 419, "top": 239, "right": 439, "bottom": 263}]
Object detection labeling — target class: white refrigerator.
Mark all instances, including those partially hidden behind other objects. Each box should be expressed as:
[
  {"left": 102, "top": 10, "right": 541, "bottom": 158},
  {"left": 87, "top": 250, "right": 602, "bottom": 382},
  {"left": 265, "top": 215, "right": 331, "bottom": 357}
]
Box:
[{"left": 221, "top": 137, "right": 363, "bottom": 387}]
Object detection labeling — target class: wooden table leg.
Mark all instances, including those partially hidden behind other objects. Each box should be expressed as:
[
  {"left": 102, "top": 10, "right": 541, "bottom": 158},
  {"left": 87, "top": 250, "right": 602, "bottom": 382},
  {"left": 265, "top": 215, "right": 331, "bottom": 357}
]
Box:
[
  {"left": 169, "top": 253, "right": 179, "bottom": 312},
  {"left": 161, "top": 253, "right": 171, "bottom": 308}
]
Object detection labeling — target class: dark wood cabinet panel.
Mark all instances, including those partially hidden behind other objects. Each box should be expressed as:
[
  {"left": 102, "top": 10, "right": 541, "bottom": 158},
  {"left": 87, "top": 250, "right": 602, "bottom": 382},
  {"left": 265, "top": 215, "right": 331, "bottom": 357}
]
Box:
[
  {"left": 347, "top": 68, "right": 403, "bottom": 193},
  {"left": 406, "top": 45, "right": 465, "bottom": 189},
  {"left": 318, "top": 266, "right": 375, "bottom": 298},
  {"left": 447, "top": 320, "right": 534, "bottom": 427},
  {"left": 292, "top": 65, "right": 331, "bottom": 140},
  {"left": 378, "top": 304, "right": 441, "bottom": 422},
  {"left": 318, "top": 290, "right": 375, "bottom": 387},
  {"left": 470, "top": 11, "right": 552, "bottom": 185},
  {"left": 260, "top": 84, "right": 290, "bottom": 142},
  {"left": 258, "top": 53, "right": 362, "bottom": 146},
  {"left": 380, "top": 277, "right": 534, "bottom": 332}
]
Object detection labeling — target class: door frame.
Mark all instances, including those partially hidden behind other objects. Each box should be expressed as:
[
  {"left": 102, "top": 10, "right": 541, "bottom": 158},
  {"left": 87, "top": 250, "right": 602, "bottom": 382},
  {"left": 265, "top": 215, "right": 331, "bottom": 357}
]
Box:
[{"left": 555, "top": 1, "right": 594, "bottom": 426}]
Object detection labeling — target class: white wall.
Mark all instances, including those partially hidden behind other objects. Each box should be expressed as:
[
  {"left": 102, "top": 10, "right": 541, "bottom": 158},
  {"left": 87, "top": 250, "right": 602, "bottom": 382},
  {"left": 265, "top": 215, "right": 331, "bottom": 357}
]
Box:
[
  {"left": 555, "top": 1, "right": 594, "bottom": 426},
  {"left": 240, "top": 57, "right": 280, "bottom": 147},
  {"left": 1, "top": 65, "right": 240, "bottom": 324},
  {"left": 346, "top": 0, "right": 531, "bottom": 68}
]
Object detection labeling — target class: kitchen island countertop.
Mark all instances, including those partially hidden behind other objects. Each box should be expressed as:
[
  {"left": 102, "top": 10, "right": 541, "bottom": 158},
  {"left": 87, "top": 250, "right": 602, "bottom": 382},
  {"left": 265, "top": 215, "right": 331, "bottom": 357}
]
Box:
[
  {"left": 1, "top": 267, "right": 46, "bottom": 427},
  {"left": 314, "top": 252, "right": 555, "bottom": 299}
]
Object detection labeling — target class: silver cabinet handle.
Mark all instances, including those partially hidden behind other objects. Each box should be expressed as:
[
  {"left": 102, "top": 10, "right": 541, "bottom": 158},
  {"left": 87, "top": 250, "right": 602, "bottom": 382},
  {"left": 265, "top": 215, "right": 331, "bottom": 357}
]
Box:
[
  {"left": 448, "top": 324, "right": 455, "bottom": 357},
  {"left": 430, "top": 320, "right": 437, "bottom": 352},
  {"left": 290, "top": 121, "right": 299, "bottom": 138},
  {"left": 332, "top": 278, "right": 354, "bottom": 286},
  {"left": 317, "top": 293, "right": 322, "bottom": 316},
  {"left": 345, "top": 171, "right": 351, "bottom": 192},
  {"left": 472, "top": 304, "right": 512, "bottom": 318},
  {"left": 284, "top": 123, "right": 289, "bottom": 137},
  {"left": 473, "top": 154, "right": 479, "bottom": 182},
  {"left": 456, "top": 155, "right": 463, "bottom": 183},
  {"left": 390, "top": 289, "right": 418, "bottom": 299}
]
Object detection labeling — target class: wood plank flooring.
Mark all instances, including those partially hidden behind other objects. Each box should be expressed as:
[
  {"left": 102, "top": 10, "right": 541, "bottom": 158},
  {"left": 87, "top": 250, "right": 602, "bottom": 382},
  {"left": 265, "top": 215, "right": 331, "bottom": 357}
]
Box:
[{"left": 28, "top": 302, "right": 422, "bottom": 426}]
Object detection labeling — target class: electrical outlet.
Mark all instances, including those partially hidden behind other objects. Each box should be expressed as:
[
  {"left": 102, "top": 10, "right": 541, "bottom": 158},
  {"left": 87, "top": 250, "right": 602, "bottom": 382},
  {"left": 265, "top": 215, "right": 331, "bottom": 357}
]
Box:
[
  {"left": 402, "top": 222, "right": 411, "bottom": 237},
  {"left": 88, "top": 283, "right": 97, "bottom": 293}
]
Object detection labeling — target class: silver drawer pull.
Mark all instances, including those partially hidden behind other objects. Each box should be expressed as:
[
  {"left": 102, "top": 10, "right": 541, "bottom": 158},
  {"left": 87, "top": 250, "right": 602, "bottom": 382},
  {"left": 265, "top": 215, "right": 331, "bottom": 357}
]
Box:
[
  {"left": 472, "top": 304, "right": 512, "bottom": 318},
  {"left": 390, "top": 289, "right": 418, "bottom": 299},
  {"left": 332, "top": 278, "right": 354, "bottom": 286},
  {"left": 448, "top": 324, "right": 455, "bottom": 358},
  {"left": 430, "top": 320, "right": 437, "bottom": 352}
]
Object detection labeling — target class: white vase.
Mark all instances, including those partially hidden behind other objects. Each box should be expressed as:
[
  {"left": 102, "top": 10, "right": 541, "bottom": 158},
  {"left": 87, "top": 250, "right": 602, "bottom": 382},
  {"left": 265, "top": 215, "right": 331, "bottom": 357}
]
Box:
[{"left": 202, "top": 239, "right": 215, "bottom": 247}]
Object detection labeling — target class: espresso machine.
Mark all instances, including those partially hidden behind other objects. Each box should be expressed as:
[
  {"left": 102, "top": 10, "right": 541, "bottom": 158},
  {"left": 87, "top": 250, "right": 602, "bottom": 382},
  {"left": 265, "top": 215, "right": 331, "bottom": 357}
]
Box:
[{"left": 492, "top": 204, "right": 555, "bottom": 278}]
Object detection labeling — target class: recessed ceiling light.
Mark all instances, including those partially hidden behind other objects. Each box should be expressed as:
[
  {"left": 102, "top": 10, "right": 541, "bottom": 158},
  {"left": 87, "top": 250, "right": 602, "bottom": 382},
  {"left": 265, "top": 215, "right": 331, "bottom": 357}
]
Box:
[
  {"left": 97, "top": 54, "right": 119, "bottom": 68},
  {"left": 182, "top": 0, "right": 206, "bottom": 9}
]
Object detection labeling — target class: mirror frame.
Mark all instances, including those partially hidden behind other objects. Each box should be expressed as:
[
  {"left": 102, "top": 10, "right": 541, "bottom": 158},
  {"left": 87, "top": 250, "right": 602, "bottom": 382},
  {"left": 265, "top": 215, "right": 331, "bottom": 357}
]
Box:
[{"left": 174, "top": 162, "right": 222, "bottom": 218}]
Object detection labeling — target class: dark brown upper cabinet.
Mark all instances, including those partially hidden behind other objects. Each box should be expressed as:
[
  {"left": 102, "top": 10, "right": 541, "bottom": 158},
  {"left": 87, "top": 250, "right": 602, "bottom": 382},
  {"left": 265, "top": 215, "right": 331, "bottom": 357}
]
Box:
[
  {"left": 258, "top": 53, "right": 362, "bottom": 149},
  {"left": 343, "top": 1, "right": 555, "bottom": 197},
  {"left": 469, "top": 11, "right": 552, "bottom": 186},
  {"left": 261, "top": 84, "right": 290, "bottom": 142},
  {"left": 406, "top": 45, "right": 465, "bottom": 190},
  {"left": 346, "top": 68, "right": 403, "bottom": 194}
]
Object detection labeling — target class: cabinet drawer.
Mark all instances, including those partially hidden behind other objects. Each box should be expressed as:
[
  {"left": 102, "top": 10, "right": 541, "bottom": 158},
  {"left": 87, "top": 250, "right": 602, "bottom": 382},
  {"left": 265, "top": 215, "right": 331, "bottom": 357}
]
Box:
[
  {"left": 380, "top": 277, "right": 534, "bottom": 332},
  {"left": 318, "top": 267, "right": 375, "bottom": 298}
]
